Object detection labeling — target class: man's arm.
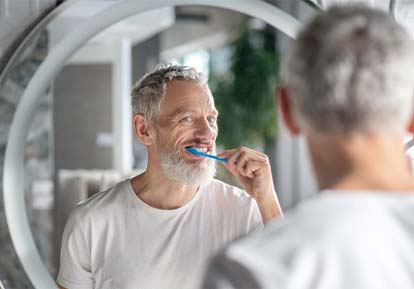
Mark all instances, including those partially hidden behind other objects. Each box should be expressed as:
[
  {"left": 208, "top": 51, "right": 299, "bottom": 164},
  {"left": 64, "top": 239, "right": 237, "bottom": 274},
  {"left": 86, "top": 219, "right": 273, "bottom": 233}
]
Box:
[
  {"left": 57, "top": 208, "right": 93, "bottom": 289},
  {"left": 255, "top": 191, "right": 283, "bottom": 223},
  {"left": 218, "top": 147, "right": 283, "bottom": 223}
]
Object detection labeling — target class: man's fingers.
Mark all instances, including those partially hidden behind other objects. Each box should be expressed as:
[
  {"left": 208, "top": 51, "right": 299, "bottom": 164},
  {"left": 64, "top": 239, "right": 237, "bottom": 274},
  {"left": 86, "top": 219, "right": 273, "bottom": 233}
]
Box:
[
  {"left": 244, "top": 160, "right": 261, "bottom": 178},
  {"left": 234, "top": 151, "right": 250, "bottom": 174},
  {"left": 233, "top": 154, "right": 266, "bottom": 179},
  {"left": 217, "top": 149, "right": 239, "bottom": 159},
  {"left": 219, "top": 147, "right": 270, "bottom": 180},
  {"left": 218, "top": 147, "right": 258, "bottom": 159},
  {"left": 241, "top": 160, "right": 265, "bottom": 178}
]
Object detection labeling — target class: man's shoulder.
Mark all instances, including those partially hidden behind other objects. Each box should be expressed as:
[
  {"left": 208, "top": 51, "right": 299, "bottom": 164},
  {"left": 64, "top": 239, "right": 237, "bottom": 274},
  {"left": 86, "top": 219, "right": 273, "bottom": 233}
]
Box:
[
  {"left": 289, "top": 192, "right": 414, "bottom": 239},
  {"left": 70, "top": 179, "right": 130, "bottom": 219},
  {"left": 216, "top": 197, "right": 359, "bottom": 276},
  {"left": 226, "top": 193, "right": 413, "bottom": 259},
  {"left": 215, "top": 193, "right": 414, "bottom": 288}
]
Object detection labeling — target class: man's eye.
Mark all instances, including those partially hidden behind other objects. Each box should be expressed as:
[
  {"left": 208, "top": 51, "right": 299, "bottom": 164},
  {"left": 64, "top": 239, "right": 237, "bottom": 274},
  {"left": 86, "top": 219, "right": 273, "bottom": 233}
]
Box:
[
  {"left": 207, "top": 117, "right": 217, "bottom": 123},
  {"left": 182, "top": 116, "right": 192, "bottom": 122}
]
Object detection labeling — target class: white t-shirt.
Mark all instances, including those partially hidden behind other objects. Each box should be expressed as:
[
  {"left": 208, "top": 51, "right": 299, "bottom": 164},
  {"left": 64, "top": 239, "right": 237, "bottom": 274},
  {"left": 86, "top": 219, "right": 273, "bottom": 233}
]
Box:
[
  {"left": 57, "top": 178, "right": 263, "bottom": 289},
  {"left": 204, "top": 192, "right": 414, "bottom": 289}
]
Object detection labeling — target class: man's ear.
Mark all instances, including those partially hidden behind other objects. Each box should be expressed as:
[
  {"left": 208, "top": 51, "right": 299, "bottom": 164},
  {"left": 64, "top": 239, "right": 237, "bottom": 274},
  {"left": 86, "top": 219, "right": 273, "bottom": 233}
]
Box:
[
  {"left": 407, "top": 113, "right": 414, "bottom": 134},
  {"left": 277, "top": 86, "right": 301, "bottom": 135},
  {"left": 133, "top": 114, "right": 155, "bottom": 146}
]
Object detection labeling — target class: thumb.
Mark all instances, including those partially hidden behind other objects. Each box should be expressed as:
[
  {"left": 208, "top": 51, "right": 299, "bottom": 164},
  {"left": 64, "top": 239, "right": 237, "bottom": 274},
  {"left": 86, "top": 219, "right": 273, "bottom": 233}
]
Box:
[{"left": 217, "top": 149, "right": 237, "bottom": 159}]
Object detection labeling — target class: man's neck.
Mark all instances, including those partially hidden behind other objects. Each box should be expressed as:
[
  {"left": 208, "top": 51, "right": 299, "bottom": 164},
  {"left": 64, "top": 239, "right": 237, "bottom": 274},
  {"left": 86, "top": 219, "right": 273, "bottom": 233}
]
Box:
[
  {"left": 130, "top": 164, "right": 199, "bottom": 210},
  {"left": 308, "top": 133, "right": 414, "bottom": 193}
]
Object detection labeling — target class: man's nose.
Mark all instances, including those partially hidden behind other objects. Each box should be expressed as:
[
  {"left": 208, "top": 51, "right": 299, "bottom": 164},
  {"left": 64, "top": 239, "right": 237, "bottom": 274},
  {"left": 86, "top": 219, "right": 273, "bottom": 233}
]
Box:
[{"left": 194, "top": 118, "right": 216, "bottom": 140}]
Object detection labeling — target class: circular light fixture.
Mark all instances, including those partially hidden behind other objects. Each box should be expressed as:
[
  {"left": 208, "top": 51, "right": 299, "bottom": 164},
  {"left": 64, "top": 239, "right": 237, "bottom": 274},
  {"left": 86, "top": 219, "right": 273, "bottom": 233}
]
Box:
[{"left": 2, "top": 0, "right": 300, "bottom": 288}]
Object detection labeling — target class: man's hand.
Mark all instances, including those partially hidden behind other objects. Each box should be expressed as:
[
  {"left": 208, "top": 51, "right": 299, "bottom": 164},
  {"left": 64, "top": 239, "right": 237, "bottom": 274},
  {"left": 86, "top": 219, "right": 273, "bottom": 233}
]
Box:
[{"left": 218, "top": 147, "right": 283, "bottom": 223}]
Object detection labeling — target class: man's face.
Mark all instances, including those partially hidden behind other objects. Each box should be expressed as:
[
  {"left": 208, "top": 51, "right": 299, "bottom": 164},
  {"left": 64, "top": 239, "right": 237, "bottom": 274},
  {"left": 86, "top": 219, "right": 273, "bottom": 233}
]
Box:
[{"left": 154, "top": 80, "right": 218, "bottom": 186}]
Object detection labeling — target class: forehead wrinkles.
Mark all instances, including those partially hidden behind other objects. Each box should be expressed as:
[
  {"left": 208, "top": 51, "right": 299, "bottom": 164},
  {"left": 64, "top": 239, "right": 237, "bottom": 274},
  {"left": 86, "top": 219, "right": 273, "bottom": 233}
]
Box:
[
  {"left": 164, "top": 83, "right": 217, "bottom": 113},
  {"left": 200, "top": 85, "right": 217, "bottom": 112},
  {"left": 201, "top": 95, "right": 217, "bottom": 114}
]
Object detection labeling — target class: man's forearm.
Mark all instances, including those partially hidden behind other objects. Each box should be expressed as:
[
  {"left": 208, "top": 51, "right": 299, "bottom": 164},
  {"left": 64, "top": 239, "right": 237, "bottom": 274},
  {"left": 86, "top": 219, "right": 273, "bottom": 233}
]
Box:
[{"left": 256, "top": 192, "right": 283, "bottom": 224}]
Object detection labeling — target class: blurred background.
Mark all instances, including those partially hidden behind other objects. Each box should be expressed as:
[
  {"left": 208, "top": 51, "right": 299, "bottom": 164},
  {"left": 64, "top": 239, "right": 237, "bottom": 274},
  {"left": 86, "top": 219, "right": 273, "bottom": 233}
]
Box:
[{"left": 0, "top": 0, "right": 413, "bottom": 288}]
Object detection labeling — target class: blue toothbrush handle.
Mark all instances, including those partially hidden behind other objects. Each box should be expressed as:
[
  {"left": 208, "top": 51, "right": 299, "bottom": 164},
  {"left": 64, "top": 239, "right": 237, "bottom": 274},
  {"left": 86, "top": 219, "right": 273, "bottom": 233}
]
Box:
[
  {"left": 208, "top": 154, "right": 228, "bottom": 163},
  {"left": 187, "top": 148, "right": 228, "bottom": 163}
]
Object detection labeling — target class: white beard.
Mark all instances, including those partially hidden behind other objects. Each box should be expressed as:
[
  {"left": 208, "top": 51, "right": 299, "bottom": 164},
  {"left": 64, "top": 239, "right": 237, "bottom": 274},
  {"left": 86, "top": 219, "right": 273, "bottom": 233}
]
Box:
[
  {"left": 159, "top": 149, "right": 216, "bottom": 186},
  {"left": 155, "top": 130, "right": 216, "bottom": 186}
]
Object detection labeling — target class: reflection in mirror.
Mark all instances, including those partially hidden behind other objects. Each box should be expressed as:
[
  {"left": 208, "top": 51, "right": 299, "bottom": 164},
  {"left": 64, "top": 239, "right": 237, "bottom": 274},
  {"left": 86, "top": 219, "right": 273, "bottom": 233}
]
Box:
[{"left": 0, "top": 1, "right": 311, "bottom": 288}]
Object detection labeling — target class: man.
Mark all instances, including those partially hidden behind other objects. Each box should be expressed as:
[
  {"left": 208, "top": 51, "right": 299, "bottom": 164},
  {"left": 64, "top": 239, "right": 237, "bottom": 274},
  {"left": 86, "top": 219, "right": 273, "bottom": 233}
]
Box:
[
  {"left": 204, "top": 5, "right": 414, "bottom": 289},
  {"left": 57, "top": 65, "right": 283, "bottom": 289}
]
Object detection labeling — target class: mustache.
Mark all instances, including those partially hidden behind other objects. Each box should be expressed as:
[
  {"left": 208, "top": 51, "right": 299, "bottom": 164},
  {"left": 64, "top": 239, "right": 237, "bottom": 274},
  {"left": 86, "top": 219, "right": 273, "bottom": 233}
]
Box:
[{"left": 183, "top": 140, "right": 215, "bottom": 146}]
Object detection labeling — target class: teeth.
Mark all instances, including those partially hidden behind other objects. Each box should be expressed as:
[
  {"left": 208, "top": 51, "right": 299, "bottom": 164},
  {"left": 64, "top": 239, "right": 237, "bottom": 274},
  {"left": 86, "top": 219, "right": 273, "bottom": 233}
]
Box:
[{"left": 193, "top": 147, "right": 209, "bottom": 154}]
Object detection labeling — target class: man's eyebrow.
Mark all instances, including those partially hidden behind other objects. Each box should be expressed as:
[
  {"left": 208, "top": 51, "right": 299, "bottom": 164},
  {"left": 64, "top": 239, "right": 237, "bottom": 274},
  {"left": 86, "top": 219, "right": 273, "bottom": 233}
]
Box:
[
  {"left": 169, "top": 107, "right": 219, "bottom": 117},
  {"left": 169, "top": 107, "right": 196, "bottom": 117}
]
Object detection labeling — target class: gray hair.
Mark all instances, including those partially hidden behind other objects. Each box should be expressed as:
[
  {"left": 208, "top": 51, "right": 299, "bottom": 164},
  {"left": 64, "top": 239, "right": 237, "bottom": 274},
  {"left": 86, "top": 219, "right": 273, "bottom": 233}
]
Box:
[
  {"left": 281, "top": 5, "right": 414, "bottom": 136},
  {"left": 131, "top": 64, "right": 205, "bottom": 122}
]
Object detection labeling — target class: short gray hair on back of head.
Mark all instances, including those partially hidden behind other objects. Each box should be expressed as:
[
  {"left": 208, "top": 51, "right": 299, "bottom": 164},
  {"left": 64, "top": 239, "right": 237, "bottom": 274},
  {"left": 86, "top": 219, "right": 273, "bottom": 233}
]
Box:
[
  {"left": 282, "top": 4, "right": 414, "bottom": 136},
  {"left": 131, "top": 64, "right": 204, "bottom": 122}
]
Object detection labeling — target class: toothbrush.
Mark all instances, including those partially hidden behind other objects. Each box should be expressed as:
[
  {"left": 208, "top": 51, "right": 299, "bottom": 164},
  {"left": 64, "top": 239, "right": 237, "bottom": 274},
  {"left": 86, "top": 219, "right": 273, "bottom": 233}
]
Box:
[{"left": 186, "top": 147, "right": 228, "bottom": 163}]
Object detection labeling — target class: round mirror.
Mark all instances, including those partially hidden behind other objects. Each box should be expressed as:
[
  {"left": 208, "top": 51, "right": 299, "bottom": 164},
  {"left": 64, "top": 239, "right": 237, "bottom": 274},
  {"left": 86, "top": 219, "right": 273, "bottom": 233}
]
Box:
[{"left": 1, "top": 0, "right": 302, "bottom": 288}]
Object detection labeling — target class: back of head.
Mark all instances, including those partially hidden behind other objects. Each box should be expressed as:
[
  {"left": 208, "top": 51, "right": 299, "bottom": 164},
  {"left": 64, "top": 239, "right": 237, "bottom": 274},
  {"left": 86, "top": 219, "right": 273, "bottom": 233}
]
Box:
[{"left": 282, "top": 5, "right": 414, "bottom": 136}]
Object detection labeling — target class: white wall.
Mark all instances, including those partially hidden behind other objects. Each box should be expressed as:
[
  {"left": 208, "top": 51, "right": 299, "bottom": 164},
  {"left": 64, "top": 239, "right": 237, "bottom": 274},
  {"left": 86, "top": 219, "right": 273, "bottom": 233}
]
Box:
[{"left": 160, "top": 7, "right": 244, "bottom": 61}]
